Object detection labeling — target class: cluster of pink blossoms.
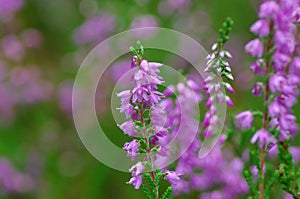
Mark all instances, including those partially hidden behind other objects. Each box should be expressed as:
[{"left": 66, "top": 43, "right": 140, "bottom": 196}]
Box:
[
  {"left": 117, "top": 45, "right": 181, "bottom": 195},
  {"left": 243, "top": 0, "right": 300, "bottom": 146}
]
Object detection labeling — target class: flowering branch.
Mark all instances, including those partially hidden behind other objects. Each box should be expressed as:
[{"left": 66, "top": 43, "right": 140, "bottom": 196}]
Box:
[
  {"left": 117, "top": 41, "right": 181, "bottom": 199},
  {"left": 239, "top": 1, "right": 300, "bottom": 198},
  {"left": 202, "top": 17, "right": 234, "bottom": 137}
]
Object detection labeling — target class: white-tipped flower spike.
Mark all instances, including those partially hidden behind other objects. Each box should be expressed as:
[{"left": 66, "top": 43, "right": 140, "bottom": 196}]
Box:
[
  {"left": 211, "top": 43, "right": 218, "bottom": 51},
  {"left": 202, "top": 17, "right": 235, "bottom": 138},
  {"left": 220, "top": 51, "right": 225, "bottom": 58},
  {"left": 223, "top": 61, "right": 230, "bottom": 67},
  {"left": 225, "top": 66, "right": 231, "bottom": 72},
  {"left": 224, "top": 51, "right": 232, "bottom": 58},
  {"left": 226, "top": 73, "right": 234, "bottom": 81}
]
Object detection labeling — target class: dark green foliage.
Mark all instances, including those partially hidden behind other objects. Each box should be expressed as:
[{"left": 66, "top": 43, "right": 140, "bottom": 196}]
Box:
[
  {"left": 142, "top": 184, "right": 154, "bottom": 199},
  {"left": 130, "top": 41, "right": 144, "bottom": 62},
  {"left": 243, "top": 169, "right": 257, "bottom": 197},
  {"left": 264, "top": 170, "right": 279, "bottom": 199},
  {"left": 277, "top": 141, "right": 300, "bottom": 199},
  {"left": 143, "top": 173, "right": 156, "bottom": 195},
  {"left": 218, "top": 17, "right": 234, "bottom": 45},
  {"left": 161, "top": 186, "right": 172, "bottom": 199}
]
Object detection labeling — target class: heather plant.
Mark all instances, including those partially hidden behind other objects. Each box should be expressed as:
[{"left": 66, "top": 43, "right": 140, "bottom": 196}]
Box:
[
  {"left": 3, "top": 0, "right": 300, "bottom": 198},
  {"left": 240, "top": 0, "right": 300, "bottom": 198},
  {"left": 116, "top": 18, "right": 251, "bottom": 199},
  {"left": 116, "top": 5, "right": 300, "bottom": 197},
  {"left": 117, "top": 41, "right": 181, "bottom": 199}
]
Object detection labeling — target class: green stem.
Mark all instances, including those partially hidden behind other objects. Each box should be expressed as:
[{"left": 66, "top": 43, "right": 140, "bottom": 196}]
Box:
[{"left": 140, "top": 103, "right": 159, "bottom": 199}]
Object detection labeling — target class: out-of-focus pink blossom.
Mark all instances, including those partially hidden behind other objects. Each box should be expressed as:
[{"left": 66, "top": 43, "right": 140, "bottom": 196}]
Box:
[
  {"left": 1, "top": 35, "right": 24, "bottom": 62},
  {"left": 73, "top": 14, "right": 115, "bottom": 45},
  {"left": 21, "top": 29, "right": 43, "bottom": 48},
  {"left": 0, "top": 0, "right": 23, "bottom": 21}
]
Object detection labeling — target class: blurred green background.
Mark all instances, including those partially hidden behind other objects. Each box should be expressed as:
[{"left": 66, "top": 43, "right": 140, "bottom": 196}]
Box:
[{"left": 1, "top": 0, "right": 298, "bottom": 198}]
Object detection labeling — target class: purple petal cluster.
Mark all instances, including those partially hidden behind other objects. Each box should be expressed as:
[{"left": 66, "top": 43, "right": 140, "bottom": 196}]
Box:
[
  {"left": 123, "top": 140, "right": 139, "bottom": 160},
  {"left": 165, "top": 171, "right": 181, "bottom": 186},
  {"left": 245, "top": 39, "right": 264, "bottom": 58},
  {"left": 267, "top": 0, "right": 299, "bottom": 141},
  {"left": 117, "top": 53, "right": 181, "bottom": 191},
  {"left": 235, "top": 111, "right": 254, "bottom": 130},
  {"left": 244, "top": 0, "right": 300, "bottom": 143},
  {"left": 251, "top": 129, "right": 276, "bottom": 148},
  {"left": 156, "top": 81, "right": 247, "bottom": 198},
  {"left": 127, "top": 162, "right": 144, "bottom": 189}
]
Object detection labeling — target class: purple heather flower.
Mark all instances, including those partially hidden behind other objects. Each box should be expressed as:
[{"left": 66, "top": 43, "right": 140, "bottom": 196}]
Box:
[
  {"left": 129, "top": 162, "right": 144, "bottom": 176},
  {"left": 206, "top": 96, "right": 213, "bottom": 108},
  {"left": 289, "top": 57, "right": 300, "bottom": 74},
  {"left": 123, "top": 140, "right": 139, "bottom": 160},
  {"left": 293, "top": 7, "right": 300, "bottom": 24},
  {"left": 280, "top": 95, "right": 298, "bottom": 108},
  {"left": 132, "top": 86, "right": 150, "bottom": 103},
  {"left": 128, "top": 174, "right": 143, "bottom": 190},
  {"left": 268, "top": 101, "right": 286, "bottom": 118},
  {"left": 225, "top": 96, "right": 234, "bottom": 107},
  {"left": 245, "top": 39, "right": 264, "bottom": 58},
  {"left": 118, "top": 120, "right": 138, "bottom": 137},
  {"left": 288, "top": 74, "right": 300, "bottom": 85},
  {"left": 258, "top": 1, "right": 279, "bottom": 19},
  {"left": 117, "top": 90, "right": 135, "bottom": 118},
  {"left": 118, "top": 51, "right": 171, "bottom": 192},
  {"left": 131, "top": 60, "right": 164, "bottom": 106},
  {"left": 127, "top": 162, "right": 145, "bottom": 189},
  {"left": 275, "top": 9, "right": 295, "bottom": 31},
  {"left": 202, "top": 112, "right": 211, "bottom": 127},
  {"left": 250, "top": 60, "right": 265, "bottom": 75},
  {"left": 269, "top": 73, "right": 287, "bottom": 93},
  {"left": 251, "top": 129, "right": 276, "bottom": 148},
  {"left": 250, "top": 19, "right": 270, "bottom": 37},
  {"left": 165, "top": 171, "right": 181, "bottom": 185},
  {"left": 273, "top": 52, "right": 290, "bottom": 71},
  {"left": 224, "top": 82, "right": 235, "bottom": 94},
  {"left": 274, "top": 31, "right": 294, "bottom": 55},
  {"left": 235, "top": 111, "right": 254, "bottom": 130},
  {"left": 131, "top": 56, "right": 138, "bottom": 68},
  {"left": 279, "top": 114, "right": 296, "bottom": 131},
  {"left": 252, "top": 82, "right": 264, "bottom": 96}
]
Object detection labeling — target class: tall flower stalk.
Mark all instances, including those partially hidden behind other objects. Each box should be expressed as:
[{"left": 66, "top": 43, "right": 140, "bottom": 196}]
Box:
[
  {"left": 240, "top": 1, "right": 300, "bottom": 198},
  {"left": 117, "top": 41, "right": 180, "bottom": 199},
  {"left": 202, "top": 17, "right": 235, "bottom": 138}
]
